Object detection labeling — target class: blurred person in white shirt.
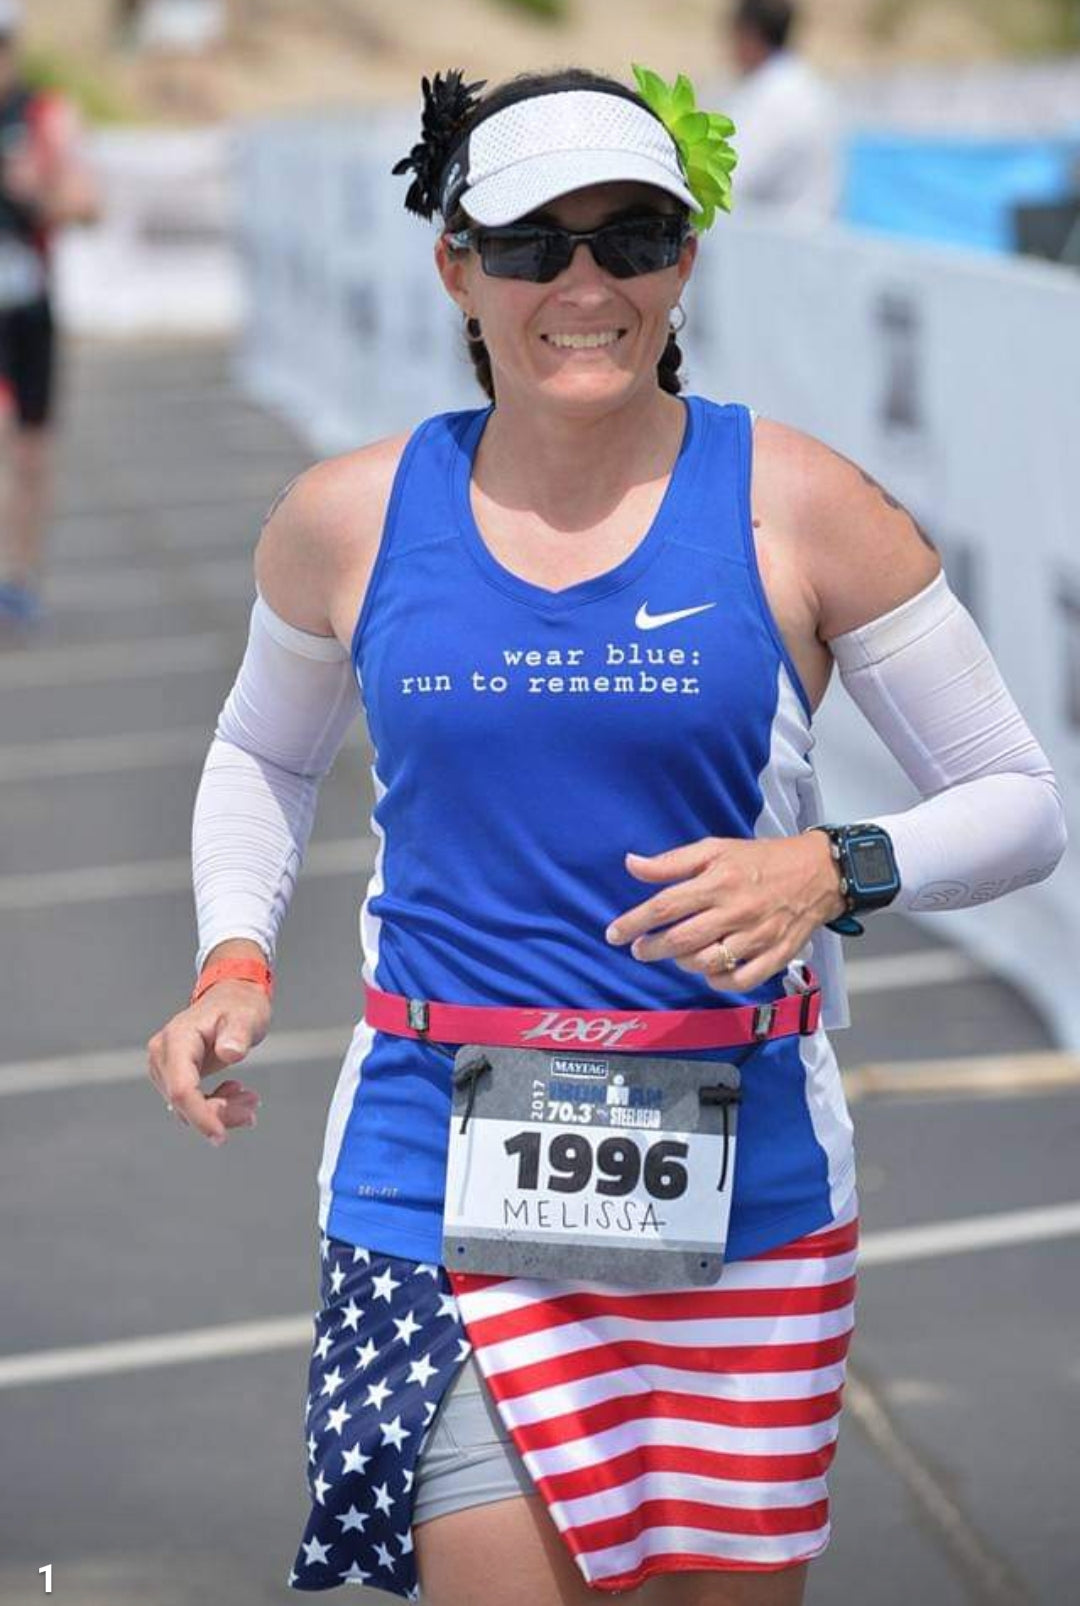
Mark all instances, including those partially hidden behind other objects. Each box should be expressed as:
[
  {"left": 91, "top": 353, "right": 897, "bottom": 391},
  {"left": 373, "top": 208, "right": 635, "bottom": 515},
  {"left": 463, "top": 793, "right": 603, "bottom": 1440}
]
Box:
[{"left": 722, "top": 0, "right": 839, "bottom": 221}]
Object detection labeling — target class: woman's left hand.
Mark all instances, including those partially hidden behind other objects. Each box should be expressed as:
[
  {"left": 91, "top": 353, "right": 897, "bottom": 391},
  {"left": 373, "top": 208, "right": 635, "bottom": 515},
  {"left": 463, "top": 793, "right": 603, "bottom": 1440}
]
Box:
[{"left": 605, "top": 833, "right": 847, "bottom": 992}]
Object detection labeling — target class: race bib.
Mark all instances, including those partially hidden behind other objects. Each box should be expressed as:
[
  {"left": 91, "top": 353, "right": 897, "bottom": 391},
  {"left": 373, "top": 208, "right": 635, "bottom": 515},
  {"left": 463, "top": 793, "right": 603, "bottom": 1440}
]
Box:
[{"left": 442, "top": 1044, "right": 740, "bottom": 1288}]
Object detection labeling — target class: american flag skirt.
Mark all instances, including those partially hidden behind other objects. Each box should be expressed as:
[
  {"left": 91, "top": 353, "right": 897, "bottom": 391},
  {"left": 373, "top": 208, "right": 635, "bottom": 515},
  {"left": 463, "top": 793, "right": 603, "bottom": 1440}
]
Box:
[
  {"left": 290, "top": 1194, "right": 858, "bottom": 1597},
  {"left": 449, "top": 1192, "right": 859, "bottom": 1593}
]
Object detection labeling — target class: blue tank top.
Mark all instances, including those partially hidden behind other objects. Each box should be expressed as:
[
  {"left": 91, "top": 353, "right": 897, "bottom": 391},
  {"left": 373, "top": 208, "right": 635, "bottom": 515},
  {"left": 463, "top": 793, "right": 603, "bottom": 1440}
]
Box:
[{"left": 318, "top": 397, "right": 854, "bottom": 1263}]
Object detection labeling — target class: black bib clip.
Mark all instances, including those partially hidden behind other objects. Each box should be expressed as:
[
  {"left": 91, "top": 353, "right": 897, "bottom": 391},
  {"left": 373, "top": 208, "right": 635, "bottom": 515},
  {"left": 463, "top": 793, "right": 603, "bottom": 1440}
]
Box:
[{"left": 453, "top": 1052, "right": 492, "bottom": 1134}]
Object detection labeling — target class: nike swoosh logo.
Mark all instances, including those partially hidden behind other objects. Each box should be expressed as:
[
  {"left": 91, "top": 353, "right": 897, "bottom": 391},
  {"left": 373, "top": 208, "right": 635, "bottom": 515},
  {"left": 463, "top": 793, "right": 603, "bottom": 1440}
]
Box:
[{"left": 634, "top": 601, "right": 718, "bottom": 631}]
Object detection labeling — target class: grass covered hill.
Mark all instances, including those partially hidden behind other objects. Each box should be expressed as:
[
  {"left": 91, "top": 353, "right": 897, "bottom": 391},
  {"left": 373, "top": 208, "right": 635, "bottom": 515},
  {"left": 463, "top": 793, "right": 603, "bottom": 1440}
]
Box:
[{"left": 22, "top": 0, "right": 1080, "bottom": 124}]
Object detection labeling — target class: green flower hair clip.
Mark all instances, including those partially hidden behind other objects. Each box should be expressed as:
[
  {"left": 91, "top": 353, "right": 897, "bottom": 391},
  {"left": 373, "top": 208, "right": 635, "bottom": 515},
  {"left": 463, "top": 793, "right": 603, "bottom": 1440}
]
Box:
[{"left": 632, "top": 63, "right": 737, "bottom": 231}]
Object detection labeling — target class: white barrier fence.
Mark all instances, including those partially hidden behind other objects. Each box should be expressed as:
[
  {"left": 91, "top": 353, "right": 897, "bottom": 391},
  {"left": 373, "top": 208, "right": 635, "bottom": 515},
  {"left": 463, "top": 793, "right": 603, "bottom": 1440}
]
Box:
[
  {"left": 55, "top": 127, "right": 244, "bottom": 336},
  {"left": 233, "top": 116, "right": 1080, "bottom": 1046}
]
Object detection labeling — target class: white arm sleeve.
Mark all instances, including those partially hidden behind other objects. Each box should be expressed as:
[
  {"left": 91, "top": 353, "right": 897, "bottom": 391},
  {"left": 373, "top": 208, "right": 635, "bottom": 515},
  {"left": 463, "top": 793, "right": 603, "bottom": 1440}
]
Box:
[
  {"left": 192, "top": 595, "right": 358, "bottom": 971},
  {"left": 828, "top": 571, "right": 1067, "bottom": 912}
]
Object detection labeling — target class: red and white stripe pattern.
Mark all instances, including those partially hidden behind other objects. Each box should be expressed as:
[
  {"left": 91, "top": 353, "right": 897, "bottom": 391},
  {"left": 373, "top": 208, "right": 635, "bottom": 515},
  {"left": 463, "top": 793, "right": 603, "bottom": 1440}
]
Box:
[{"left": 448, "top": 1195, "right": 858, "bottom": 1592}]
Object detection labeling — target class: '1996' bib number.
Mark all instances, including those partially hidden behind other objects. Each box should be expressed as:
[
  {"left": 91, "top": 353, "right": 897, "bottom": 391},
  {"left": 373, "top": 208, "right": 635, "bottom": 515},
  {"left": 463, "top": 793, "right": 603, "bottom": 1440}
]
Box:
[
  {"left": 504, "top": 1130, "right": 689, "bottom": 1198},
  {"left": 443, "top": 1044, "right": 740, "bottom": 1286}
]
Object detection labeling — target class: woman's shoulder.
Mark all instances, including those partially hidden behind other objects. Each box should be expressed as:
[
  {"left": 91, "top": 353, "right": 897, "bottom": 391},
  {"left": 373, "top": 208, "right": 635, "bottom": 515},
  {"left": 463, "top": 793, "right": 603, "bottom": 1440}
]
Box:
[
  {"left": 254, "top": 408, "right": 489, "bottom": 636},
  {"left": 281, "top": 407, "right": 485, "bottom": 532},
  {"left": 289, "top": 405, "right": 486, "bottom": 508},
  {"left": 253, "top": 431, "right": 413, "bottom": 639},
  {"left": 692, "top": 397, "right": 805, "bottom": 444},
  {"left": 743, "top": 415, "right": 941, "bottom": 637},
  {"left": 303, "top": 429, "right": 414, "bottom": 507}
]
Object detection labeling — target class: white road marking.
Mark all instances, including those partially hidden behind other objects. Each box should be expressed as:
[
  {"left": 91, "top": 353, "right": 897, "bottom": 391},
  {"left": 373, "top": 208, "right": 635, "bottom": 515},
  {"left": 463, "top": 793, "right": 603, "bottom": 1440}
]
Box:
[
  {"left": 880, "top": 1377, "right": 954, "bottom": 1406},
  {"left": 844, "top": 1052, "right": 1080, "bottom": 1103},
  {"left": 0, "top": 819, "right": 988, "bottom": 989},
  {"left": 2, "top": 1036, "right": 1077, "bottom": 1106},
  {"left": 858, "top": 1201, "right": 1080, "bottom": 1266},
  {"left": 0, "top": 1317, "right": 312, "bottom": 1391},
  {"left": 49, "top": 500, "right": 268, "bottom": 562},
  {"left": 0, "top": 727, "right": 209, "bottom": 781},
  {"left": 844, "top": 1367, "right": 1029, "bottom": 1606},
  {"left": 53, "top": 477, "right": 285, "bottom": 520},
  {"left": 1, "top": 1200, "right": 1077, "bottom": 1391},
  {"left": 0, "top": 634, "right": 237, "bottom": 689},
  {"left": 844, "top": 948, "right": 986, "bottom": 993},
  {"left": 43, "top": 558, "right": 253, "bottom": 611},
  {"left": 0, "top": 725, "right": 363, "bottom": 783},
  {"left": 0, "top": 1026, "right": 351, "bottom": 1097},
  {"left": 0, "top": 836, "right": 375, "bottom": 910},
  {"left": 0, "top": 857, "right": 196, "bottom": 906}
]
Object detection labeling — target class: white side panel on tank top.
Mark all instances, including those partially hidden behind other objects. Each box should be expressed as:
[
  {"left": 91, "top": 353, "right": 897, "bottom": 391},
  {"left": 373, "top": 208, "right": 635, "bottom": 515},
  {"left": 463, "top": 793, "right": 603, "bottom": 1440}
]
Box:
[
  {"left": 753, "top": 662, "right": 855, "bottom": 1217},
  {"left": 317, "top": 766, "right": 388, "bottom": 1232},
  {"left": 743, "top": 415, "right": 847, "bottom": 1031},
  {"left": 752, "top": 662, "right": 849, "bottom": 1028}
]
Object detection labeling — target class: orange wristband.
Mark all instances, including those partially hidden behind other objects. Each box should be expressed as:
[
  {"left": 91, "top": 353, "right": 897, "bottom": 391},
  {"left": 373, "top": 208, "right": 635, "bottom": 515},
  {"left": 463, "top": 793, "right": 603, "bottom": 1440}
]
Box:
[{"left": 190, "top": 957, "right": 275, "bottom": 1007}]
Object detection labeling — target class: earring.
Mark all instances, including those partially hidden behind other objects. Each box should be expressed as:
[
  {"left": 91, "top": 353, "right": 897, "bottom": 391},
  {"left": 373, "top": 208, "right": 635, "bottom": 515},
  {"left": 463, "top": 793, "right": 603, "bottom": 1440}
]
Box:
[
  {"left": 465, "top": 315, "right": 484, "bottom": 343},
  {"left": 669, "top": 303, "right": 687, "bottom": 335}
]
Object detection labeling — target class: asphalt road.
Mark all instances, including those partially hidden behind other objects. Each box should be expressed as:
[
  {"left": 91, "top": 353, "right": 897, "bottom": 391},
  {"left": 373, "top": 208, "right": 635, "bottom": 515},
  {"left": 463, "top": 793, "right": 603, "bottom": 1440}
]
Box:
[{"left": 0, "top": 340, "right": 1076, "bottom": 1606}]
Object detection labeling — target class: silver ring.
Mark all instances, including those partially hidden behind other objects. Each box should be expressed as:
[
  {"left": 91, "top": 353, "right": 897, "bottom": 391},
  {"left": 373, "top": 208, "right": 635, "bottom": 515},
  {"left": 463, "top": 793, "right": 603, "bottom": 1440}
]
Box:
[{"left": 713, "top": 940, "right": 738, "bottom": 974}]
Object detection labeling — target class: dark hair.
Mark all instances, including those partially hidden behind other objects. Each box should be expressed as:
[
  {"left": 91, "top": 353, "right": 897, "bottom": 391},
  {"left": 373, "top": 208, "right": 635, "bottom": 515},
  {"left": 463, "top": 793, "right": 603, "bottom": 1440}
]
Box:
[
  {"left": 445, "top": 68, "right": 688, "bottom": 402},
  {"left": 732, "top": 0, "right": 795, "bottom": 52}
]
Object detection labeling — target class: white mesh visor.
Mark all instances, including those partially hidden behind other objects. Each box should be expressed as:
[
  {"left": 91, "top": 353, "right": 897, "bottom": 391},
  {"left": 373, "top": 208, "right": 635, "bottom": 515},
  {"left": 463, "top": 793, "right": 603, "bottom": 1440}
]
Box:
[{"left": 453, "top": 91, "right": 698, "bottom": 225}]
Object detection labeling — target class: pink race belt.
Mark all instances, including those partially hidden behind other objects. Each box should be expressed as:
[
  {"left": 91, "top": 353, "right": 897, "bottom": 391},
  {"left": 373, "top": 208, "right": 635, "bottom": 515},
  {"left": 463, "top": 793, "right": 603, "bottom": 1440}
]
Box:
[{"left": 364, "top": 968, "right": 821, "bottom": 1053}]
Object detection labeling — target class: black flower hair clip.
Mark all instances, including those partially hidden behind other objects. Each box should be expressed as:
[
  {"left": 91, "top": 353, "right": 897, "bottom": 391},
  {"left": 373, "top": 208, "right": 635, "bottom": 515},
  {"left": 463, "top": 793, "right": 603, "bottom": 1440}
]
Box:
[{"left": 392, "top": 69, "right": 487, "bottom": 220}]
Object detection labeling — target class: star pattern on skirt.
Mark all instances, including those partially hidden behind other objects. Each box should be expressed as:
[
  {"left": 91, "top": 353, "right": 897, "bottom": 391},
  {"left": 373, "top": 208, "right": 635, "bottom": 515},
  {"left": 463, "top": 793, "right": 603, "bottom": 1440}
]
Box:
[{"left": 289, "top": 1240, "right": 470, "bottom": 1598}]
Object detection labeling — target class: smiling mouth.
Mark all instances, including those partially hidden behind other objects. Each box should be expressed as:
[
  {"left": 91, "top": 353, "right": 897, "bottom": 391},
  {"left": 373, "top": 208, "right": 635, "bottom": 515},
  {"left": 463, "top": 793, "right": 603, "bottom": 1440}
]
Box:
[{"left": 541, "top": 330, "right": 628, "bottom": 350}]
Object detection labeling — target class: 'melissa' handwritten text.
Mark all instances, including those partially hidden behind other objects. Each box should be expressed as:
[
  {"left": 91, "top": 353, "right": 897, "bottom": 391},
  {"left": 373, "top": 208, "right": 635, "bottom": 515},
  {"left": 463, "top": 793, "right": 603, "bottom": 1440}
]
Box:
[{"left": 504, "top": 1196, "right": 666, "bottom": 1234}]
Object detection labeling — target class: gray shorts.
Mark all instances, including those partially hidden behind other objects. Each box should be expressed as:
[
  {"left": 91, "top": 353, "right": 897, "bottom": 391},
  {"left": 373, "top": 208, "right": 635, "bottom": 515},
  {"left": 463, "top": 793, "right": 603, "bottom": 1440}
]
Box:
[{"left": 412, "top": 1352, "right": 535, "bottom": 1526}]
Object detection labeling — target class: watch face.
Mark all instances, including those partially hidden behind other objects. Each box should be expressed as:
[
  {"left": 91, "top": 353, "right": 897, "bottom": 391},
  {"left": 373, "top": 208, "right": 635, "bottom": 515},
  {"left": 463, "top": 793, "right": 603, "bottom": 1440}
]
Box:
[{"left": 851, "top": 836, "right": 896, "bottom": 891}]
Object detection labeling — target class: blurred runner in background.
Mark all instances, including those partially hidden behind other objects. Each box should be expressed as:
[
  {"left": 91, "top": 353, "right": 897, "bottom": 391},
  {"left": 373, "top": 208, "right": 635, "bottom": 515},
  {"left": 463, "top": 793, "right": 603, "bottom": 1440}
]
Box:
[
  {"left": 0, "top": 0, "right": 100, "bottom": 632},
  {"left": 721, "top": 0, "right": 840, "bottom": 220}
]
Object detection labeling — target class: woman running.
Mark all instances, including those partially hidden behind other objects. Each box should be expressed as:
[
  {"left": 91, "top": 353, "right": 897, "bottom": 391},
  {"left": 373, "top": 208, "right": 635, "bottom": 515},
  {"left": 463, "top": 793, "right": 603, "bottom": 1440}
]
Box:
[{"left": 147, "top": 65, "right": 1066, "bottom": 1606}]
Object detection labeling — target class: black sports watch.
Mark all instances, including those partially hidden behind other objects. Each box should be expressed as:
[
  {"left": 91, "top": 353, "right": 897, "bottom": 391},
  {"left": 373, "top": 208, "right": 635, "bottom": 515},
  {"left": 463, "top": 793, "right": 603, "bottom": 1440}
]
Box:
[{"left": 809, "top": 823, "right": 901, "bottom": 936}]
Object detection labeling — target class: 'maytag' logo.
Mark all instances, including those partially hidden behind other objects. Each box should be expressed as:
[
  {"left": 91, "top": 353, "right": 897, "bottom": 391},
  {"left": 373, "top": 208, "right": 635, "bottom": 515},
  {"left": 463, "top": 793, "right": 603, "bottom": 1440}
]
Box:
[
  {"left": 521, "top": 1012, "right": 646, "bottom": 1047},
  {"left": 550, "top": 1055, "right": 610, "bottom": 1079}
]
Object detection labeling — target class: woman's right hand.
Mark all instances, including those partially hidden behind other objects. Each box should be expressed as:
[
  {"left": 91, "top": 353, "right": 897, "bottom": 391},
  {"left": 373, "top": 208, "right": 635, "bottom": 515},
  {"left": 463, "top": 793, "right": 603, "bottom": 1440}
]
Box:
[{"left": 146, "top": 982, "right": 271, "bottom": 1146}]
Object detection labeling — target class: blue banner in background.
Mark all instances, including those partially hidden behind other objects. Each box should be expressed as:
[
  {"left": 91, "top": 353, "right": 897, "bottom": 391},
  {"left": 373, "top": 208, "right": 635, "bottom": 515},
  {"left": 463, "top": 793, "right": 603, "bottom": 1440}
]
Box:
[{"left": 843, "top": 132, "right": 1080, "bottom": 254}]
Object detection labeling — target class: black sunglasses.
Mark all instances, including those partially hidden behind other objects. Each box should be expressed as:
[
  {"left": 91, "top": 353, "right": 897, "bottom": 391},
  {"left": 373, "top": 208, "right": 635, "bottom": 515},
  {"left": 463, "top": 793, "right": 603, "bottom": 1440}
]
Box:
[{"left": 446, "top": 214, "right": 690, "bottom": 284}]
